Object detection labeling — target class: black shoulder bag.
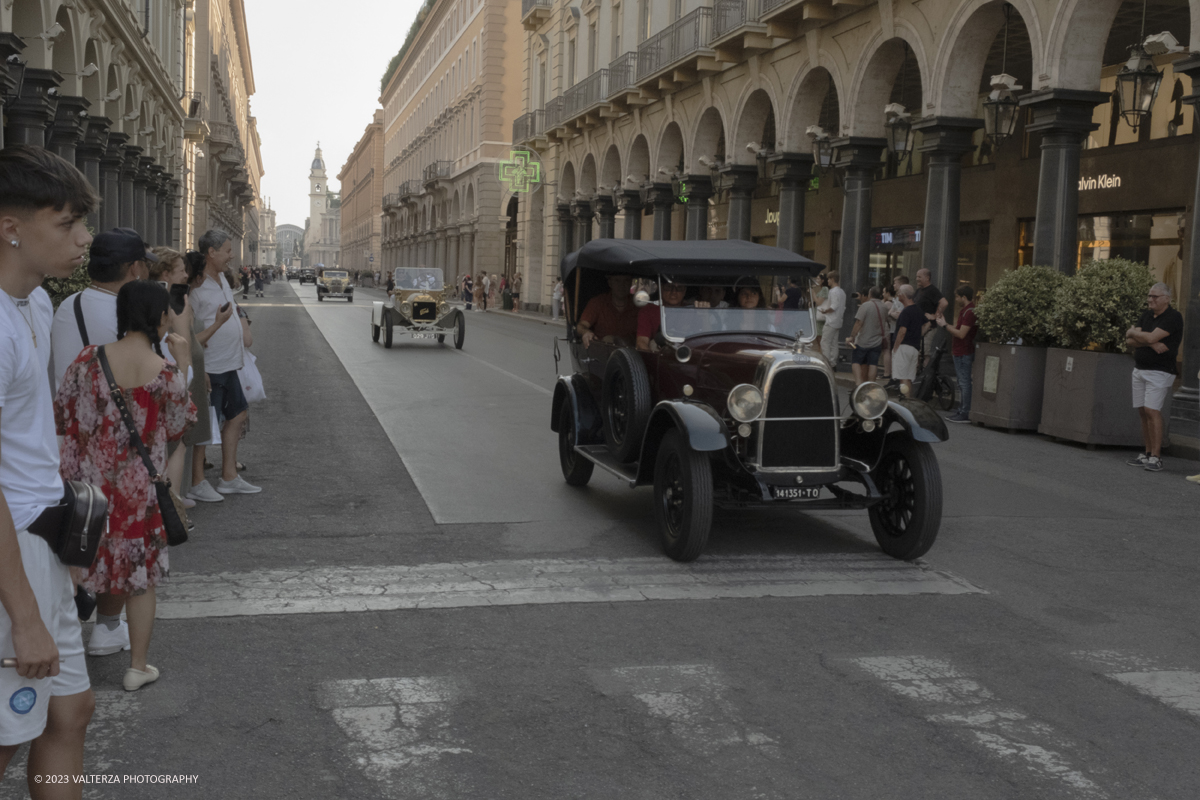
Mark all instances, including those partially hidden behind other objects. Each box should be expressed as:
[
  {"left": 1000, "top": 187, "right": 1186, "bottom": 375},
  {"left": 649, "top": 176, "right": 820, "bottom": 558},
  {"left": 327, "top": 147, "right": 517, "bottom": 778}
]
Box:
[
  {"left": 96, "top": 347, "right": 189, "bottom": 547},
  {"left": 73, "top": 293, "right": 90, "bottom": 346}
]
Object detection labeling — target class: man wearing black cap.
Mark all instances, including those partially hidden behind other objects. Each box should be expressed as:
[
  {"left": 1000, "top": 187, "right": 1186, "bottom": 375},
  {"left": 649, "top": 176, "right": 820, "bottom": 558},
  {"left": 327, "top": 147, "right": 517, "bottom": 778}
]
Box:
[{"left": 50, "top": 228, "right": 155, "bottom": 393}]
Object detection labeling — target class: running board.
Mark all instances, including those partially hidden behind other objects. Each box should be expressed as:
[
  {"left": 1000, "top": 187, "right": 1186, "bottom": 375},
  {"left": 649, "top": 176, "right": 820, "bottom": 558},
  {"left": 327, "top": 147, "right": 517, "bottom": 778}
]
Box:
[{"left": 575, "top": 445, "right": 638, "bottom": 487}]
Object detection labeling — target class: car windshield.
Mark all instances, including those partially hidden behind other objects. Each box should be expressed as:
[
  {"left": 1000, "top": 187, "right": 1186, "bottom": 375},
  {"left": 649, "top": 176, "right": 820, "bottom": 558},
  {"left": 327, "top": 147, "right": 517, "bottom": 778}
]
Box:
[
  {"left": 653, "top": 275, "right": 817, "bottom": 342},
  {"left": 393, "top": 267, "right": 444, "bottom": 291},
  {"left": 323, "top": 271, "right": 347, "bottom": 279}
]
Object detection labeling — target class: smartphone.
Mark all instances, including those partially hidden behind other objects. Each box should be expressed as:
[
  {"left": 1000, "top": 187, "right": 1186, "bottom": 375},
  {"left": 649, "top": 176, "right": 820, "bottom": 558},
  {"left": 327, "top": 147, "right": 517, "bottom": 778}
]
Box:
[
  {"left": 169, "top": 284, "right": 189, "bottom": 315},
  {"left": 219, "top": 302, "right": 231, "bottom": 313}
]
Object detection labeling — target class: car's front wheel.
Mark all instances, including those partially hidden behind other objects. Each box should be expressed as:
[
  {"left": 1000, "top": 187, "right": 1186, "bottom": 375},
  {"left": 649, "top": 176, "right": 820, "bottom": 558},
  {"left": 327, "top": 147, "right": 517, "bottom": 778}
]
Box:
[
  {"left": 453, "top": 312, "right": 466, "bottom": 350},
  {"left": 371, "top": 322, "right": 380, "bottom": 342},
  {"left": 868, "top": 436, "right": 942, "bottom": 560},
  {"left": 653, "top": 429, "right": 712, "bottom": 562},
  {"left": 383, "top": 314, "right": 394, "bottom": 349},
  {"left": 558, "top": 401, "right": 594, "bottom": 487}
]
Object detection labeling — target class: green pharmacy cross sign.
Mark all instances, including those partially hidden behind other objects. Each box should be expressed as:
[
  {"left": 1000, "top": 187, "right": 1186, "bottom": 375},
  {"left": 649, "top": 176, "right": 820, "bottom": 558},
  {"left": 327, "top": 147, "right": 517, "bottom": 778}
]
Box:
[
  {"left": 677, "top": 180, "right": 689, "bottom": 204},
  {"left": 499, "top": 150, "right": 542, "bottom": 193}
]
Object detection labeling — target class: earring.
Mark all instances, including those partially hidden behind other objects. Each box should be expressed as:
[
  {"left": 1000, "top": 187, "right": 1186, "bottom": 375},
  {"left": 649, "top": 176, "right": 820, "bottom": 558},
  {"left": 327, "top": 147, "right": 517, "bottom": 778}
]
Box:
[{"left": 9, "top": 240, "right": 17, "bottom": 248}]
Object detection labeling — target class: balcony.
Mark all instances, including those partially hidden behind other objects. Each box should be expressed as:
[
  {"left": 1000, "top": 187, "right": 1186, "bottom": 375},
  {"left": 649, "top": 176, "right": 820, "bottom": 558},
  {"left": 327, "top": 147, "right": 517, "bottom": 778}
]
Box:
[
  {"left": 521, "top": 0, "right": 551, "bottom": 31},
  {"left": 636, "top": 7, "right": 718, "bottom": 87},
  {"left": 422, "top": 161, "right": 452, "bottom": 187},
  {"left": 398, "top": 179, "right": 421, "bottom": 203},
  {"left": 759, "top": 0, "right": 853, "bottom": 36},
  {"left": 383, "top": 193, "right": 400, "bottom": 210},
  {"left": 543, "top": 96, "right": 565, "bottom": 133},
  {"left": 512, "top": 110, "right": 546, "bottom": 146},
  {"left": 712, "top": 0, "right": 763, "bottom": 39},
  {"left": 563, "top": 69, "right": 611, "bottom": 121}
]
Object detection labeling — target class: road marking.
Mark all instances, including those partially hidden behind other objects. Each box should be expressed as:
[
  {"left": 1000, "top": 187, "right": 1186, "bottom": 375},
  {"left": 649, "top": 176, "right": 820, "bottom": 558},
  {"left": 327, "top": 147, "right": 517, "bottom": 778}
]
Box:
[
  {"left": 589, "top": 664, "right": 779, "bottom": 756},
  {"left": 1075, "top": 650, "right": 1200, "bottom": 719},
  {"left": 318, "top": 677, "right": 468, "bottom": 799},
  {"left": 451, "top": 348, "right": 552, "bottom": 395},
  {"left": 854, "top": 656, "right": 1107, "bottom": 798},
  {"left": 156, "top": 554, "right": 983, "bottom": 619}
]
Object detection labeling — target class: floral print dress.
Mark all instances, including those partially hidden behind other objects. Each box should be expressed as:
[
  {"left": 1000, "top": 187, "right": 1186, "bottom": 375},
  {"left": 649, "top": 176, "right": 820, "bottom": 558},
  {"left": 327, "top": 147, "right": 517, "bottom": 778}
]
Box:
[{"left": 55, "top": 345, "right": 197, "bottom": 596}]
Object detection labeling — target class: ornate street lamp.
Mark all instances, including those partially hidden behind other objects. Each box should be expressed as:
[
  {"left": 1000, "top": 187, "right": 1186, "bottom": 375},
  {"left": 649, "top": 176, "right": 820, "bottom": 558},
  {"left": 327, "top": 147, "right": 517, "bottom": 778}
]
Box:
[
  {"left": 807, "top": 125, "right": 833, "bottom": 172},
  {"left": 983, "top": 74, "right": 1022, "bottom": 148},
  {"left": 1115, "top": 0, "right": 1164, "bottom": 133},
  {"left": 883, "top": 103, "right": 913, "bottom": 158}
]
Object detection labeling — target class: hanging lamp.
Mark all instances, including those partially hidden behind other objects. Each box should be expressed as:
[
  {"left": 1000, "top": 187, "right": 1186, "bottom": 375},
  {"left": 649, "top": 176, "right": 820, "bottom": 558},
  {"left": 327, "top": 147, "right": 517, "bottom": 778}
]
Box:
[{"left": 1116, "top": 0, "right": 1164, "bottom": 132}]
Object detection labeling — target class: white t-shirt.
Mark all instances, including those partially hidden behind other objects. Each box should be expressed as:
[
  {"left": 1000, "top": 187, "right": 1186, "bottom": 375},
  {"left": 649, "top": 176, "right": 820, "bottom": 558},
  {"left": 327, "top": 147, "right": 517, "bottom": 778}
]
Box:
[
  {"left": 190, "top": 273, "right": 244, "bottom": 374},
  {"left": 0, "top": 288, "right": 63, "bottom": 531},
  {"left": 822, "top": 285, "right": 846, "bottom": 330},
  {"left": 49, "top": 288, "right": 118, "bottom": 393}
]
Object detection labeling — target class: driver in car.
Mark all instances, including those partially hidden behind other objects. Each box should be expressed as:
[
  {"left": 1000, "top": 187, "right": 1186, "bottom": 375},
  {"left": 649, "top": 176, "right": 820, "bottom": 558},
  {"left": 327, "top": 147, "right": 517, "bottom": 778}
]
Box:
[
  {"left": 635, "top": 278, "right": 689, "bottom": 352},
  {"left": 578, "top": 274, "right": 639, "bottom": 348}
]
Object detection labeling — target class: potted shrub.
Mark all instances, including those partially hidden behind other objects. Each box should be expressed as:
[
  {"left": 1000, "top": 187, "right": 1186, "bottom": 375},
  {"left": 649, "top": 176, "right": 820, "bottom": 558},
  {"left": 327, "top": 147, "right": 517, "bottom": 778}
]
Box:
[
  {"left": 970, "top": 265, "right": 1067, "bottom": 430},
  {"left": 1038, "top": 258, "right": 1162, "bottom": 447}
]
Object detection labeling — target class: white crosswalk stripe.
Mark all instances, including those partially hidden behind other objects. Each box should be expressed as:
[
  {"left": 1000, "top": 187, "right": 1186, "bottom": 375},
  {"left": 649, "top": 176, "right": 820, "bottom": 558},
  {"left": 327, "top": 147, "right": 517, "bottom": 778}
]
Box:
[
  {"left": 156, "top": 554, "right": 983, "bottom": 619},
  {"left": 1075, "top": 650, "right": 1200, "bottom": 719},
  {"left": 317, "top": 677, "right": 468, "bottom": 800},
  {"left": 853, "top": 656, "right": 1108, "bottom": 799}
]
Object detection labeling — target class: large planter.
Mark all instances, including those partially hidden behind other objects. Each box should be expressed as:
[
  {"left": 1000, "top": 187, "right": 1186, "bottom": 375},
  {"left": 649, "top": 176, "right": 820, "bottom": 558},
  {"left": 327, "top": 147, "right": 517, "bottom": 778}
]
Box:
[
  {"left": 1038, "top": 348, "right": 1172, "bottom": 447},
  {"left": 969, "top": 342, "right": 1048, "bottom": 431}
]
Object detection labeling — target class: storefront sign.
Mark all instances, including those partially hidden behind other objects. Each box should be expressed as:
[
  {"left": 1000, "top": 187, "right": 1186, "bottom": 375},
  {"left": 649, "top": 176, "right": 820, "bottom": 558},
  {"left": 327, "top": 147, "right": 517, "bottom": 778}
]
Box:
[
  {"left": 765, "top": 210, "right": 779, "bottom": 225},
  {"left": 1078, "top": 174, "right": 1122, "bottom": 191}
]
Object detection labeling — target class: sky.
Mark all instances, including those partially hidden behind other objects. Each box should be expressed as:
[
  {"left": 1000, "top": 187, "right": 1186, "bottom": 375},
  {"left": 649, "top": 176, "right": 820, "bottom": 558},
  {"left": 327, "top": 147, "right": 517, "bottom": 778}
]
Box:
[{"left": 244, "top": 0, "right": 424, "bottom": 229}]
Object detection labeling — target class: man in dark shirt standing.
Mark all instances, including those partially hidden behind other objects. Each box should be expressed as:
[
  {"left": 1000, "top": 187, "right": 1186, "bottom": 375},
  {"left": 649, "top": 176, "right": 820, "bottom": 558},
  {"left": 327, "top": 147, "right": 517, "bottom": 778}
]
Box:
[
  {"left": 1124, "top": 283, "right": 1184, "bottom": 472},
  {"left": 891, "top": 285, "right": 925, "bottom": 391},
  {"left": 913, "top": 268, "right": 947, "bottom": 364}
]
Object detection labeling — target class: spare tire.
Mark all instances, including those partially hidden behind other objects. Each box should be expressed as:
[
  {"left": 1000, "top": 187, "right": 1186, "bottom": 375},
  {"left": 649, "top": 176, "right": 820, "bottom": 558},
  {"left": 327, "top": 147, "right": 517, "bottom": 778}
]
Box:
[{"left": 601, "top": 348, "right": 653, "bottom": 462}]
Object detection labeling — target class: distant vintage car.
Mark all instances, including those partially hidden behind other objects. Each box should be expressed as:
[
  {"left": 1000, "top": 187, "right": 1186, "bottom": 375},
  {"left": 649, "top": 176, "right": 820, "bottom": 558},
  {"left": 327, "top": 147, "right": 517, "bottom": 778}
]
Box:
[
  {"left": 317, "top": 268, "right": 353, "bottom": 302},
  {"left": 371, "top": 267, "right": 465, "bottom": 349},
  {"left": 551, "top": 239, "right": 948, "bottom": 563},
  {"left": 299, "top": 268, "right": 316, "bottom": 285}
]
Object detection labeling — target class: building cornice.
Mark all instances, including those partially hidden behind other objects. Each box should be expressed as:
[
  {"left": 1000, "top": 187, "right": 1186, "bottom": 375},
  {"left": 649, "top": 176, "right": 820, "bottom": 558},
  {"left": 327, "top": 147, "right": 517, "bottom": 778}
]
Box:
[
  {"left": 94, "top": 0, "right": 184, "bottom": 123},
  {"left": 229, "top": 0, "right": 256, "bottom": 96}
]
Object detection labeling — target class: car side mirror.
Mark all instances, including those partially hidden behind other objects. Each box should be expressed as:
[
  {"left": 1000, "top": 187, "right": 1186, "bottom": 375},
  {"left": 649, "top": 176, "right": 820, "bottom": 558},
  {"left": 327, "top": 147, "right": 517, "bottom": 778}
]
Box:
[{"left": 633, "top": 290, "right": 651, "bottom": 308}]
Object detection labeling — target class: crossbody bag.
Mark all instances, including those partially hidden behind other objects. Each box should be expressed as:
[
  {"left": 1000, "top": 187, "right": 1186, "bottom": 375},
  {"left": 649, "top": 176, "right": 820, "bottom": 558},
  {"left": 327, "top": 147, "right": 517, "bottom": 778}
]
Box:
[{"left": 97, "top": 347, "right": 189, "bottom": 547}]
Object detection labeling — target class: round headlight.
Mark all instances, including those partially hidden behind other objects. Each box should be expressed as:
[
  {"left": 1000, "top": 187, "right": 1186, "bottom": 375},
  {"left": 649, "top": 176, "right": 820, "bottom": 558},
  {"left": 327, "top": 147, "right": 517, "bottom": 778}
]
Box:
[
  {"left": 728, "top": 384, "right": 764, "bottom": 423},
  {"left": 852, "top": 382, "right": 888, "bottom": 420},
  {"left": 400, "top": 301, "right": 412, "bottom": 318},
  {"left": 438, "top": 301, "right": 449, "bottom": 316}
]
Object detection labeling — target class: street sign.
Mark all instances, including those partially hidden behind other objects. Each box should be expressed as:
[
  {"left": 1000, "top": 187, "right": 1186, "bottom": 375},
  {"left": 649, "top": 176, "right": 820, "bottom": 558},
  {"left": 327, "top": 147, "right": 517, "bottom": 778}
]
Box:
[{"left": 369, "top": 255, "right": 375, "bottom": 262}]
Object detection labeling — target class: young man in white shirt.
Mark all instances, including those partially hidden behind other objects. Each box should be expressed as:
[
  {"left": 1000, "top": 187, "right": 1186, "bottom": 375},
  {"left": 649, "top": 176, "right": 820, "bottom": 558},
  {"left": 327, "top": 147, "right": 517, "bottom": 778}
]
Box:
[
  {"left": 817, "top": 270, "right": 846, "bottom": 365},
  {"left": 187, "top": 230, "right": 261, "bottom": 501},
  {"left": 49, "top": 228, "right": 154, "bottom": 392},
  {"left": 0, "top": 144, "right": 97, "bottom": 795}
]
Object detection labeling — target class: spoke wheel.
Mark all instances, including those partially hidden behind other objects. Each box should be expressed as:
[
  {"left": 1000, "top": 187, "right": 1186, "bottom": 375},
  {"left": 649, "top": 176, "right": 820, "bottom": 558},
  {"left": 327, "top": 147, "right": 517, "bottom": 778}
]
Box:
[
  {"left": 653, "top": 430, "right": 712, "bottom": 562},
  {"left": 868, "top": 436, "right": 942, "bottom": 560},
  {"left": 933, "top": 375, "right": 956, "bottom": 411},
  {"left": 453, "top": 312, "right": 466, "bottom": 350},
  {"left": 371, "top": 323, "right": 380, "bottom": 343},
  {"left": 601, "top": 348, "right": 651, "bottom": 462},
  {"left": 558, "top": 402, "right": 594, "bottom": 486},
  {"left": 384, "top": 314, "right": 394, "bottom": 349}
]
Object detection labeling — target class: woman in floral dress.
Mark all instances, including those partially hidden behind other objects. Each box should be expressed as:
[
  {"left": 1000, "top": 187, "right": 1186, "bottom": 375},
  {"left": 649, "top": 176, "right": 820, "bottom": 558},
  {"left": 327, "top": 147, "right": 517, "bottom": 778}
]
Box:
[{"left": 55, "top": 281, "right": 196, "bottom": 691}]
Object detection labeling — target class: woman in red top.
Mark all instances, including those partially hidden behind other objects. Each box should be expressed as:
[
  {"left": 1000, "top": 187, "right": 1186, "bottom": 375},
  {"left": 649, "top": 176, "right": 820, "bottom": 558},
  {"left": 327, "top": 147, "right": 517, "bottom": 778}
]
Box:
[{"left": 55, "top": 281, "right": 197, "bottom": 691}]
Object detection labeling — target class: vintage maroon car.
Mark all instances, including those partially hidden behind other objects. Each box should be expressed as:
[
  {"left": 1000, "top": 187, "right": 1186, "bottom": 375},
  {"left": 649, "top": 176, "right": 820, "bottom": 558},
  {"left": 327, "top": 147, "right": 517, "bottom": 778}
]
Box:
[{"left": 551, "top": 239, "right": 948, "bottom": 562}]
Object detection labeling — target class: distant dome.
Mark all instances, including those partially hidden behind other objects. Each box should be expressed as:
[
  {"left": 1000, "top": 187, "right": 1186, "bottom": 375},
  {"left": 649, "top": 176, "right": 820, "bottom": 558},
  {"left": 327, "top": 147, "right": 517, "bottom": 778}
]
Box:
[{"left": 312, "top": 157, "right": 324, "bottom": 169}]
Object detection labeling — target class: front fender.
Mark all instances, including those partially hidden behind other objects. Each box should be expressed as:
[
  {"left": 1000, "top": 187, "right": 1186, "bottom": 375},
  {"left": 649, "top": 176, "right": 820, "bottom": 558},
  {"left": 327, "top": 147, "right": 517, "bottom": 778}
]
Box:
[
  {"left": 550, "top": 374, "right": 601, "bottom": 444},
  {"left": 887, "top": 400, "right": 949, "bottom": 443},
  {"left": 635, "top": 401, "right": 728, "bottom": 486}
]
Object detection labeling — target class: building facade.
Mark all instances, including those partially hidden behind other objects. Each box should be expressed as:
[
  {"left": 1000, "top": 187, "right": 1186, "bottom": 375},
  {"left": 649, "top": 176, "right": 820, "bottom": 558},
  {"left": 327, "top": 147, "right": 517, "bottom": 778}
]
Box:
[
  {"left": 378, "top": 0, "right": 524, "bottom": 288},
  {"left": 339, "top": 109, "right": 384, "bottom": 278},
  {"left": 1, "top": 0, "right": 191, "bottom": 247},
  {"left": 304, "top": 144, "right": 340, "bottom": 269},
  {"left": 512, "top": 0, "right": 1200, "bottom": 405},
  {"left": 259, "top": 200, "right": 277, "bottom": 265}
]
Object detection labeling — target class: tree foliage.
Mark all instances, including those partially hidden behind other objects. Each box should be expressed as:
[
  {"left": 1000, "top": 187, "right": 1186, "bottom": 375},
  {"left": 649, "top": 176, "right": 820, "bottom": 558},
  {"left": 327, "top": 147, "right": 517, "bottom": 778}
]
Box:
[
  {"left": 1049, "top": 258, "right": 1154, "bottom": 353},
  {"left": 974, "top": 265, "right": 1067, "bottom": 347}
]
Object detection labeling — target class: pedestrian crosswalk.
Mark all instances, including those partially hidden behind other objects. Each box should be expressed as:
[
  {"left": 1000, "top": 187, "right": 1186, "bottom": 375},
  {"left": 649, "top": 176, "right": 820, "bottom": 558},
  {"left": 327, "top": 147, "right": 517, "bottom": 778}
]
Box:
[{"left": 1075, "top": 650, "right": 1200, "bottom": 720}]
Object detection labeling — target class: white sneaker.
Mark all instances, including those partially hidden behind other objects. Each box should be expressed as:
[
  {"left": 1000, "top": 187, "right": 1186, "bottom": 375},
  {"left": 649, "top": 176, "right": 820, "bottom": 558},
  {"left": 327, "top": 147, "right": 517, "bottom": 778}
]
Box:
[
  {"left": 186, "top": 480, "right": 224, "bottom": 503},
  {"left": 88, "top": 620, "right": 131, "bottom": 656},
  {"left": 217, "top": 475, "right": 262, "bottom": 494}
]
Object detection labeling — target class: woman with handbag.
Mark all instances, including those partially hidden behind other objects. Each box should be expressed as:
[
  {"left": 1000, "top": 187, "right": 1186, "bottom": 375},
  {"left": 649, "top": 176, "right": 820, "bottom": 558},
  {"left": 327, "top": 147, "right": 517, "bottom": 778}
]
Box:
[{"left": 54, "top": 281, "right": 197, "bottom": 691}]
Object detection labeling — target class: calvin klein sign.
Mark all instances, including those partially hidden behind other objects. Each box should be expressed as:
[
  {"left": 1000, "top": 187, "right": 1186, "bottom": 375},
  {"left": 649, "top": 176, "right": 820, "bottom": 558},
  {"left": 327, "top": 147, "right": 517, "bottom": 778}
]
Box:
[{"left": 1078, "top": 174, "right": 1122, "bottom": 191}]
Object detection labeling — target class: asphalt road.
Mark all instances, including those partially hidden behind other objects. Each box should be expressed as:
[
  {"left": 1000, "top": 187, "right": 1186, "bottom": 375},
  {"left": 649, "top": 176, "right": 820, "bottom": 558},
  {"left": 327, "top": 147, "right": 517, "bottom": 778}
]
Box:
[{"left": 2, "top": 278, "right": 1197, "bottom": 800}]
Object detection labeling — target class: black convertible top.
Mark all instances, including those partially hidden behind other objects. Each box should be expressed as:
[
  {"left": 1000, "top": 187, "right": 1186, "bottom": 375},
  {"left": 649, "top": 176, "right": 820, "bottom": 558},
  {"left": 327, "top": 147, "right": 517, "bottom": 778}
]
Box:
[{"left": 560, "top": 239, "right": 824, "bottom": 281}]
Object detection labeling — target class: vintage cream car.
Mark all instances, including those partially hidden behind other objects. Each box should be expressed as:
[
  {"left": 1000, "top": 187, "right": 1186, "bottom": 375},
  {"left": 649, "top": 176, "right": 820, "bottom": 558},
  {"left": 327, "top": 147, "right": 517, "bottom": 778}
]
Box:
[
  {"left": 316, "top": 268, "right": 353, "bottom": 301},
  {"left": 371, "top": 267, "right": 465, "bottom": 349}
]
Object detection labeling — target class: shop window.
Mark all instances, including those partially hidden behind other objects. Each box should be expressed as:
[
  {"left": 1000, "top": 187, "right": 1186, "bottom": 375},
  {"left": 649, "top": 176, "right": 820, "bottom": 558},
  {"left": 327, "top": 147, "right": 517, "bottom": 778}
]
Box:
[
  {"left": 868, "top": 226, "right": 922, "bottom": 288},
  {"left": 957, "top": 221, "right": 990, "bottom": 292},
  {"left": 1078, "top": 211, "right": 1185, "bottom": 299}
]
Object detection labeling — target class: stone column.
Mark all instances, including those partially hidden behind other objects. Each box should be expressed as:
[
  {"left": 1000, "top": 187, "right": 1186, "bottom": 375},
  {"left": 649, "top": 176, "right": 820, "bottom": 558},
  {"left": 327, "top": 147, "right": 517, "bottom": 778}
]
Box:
[
  {"left": 47, "top": 95, "right": 89, "bottom": 163},
  {"left": 1019, "top": 89, "right": 1108, "bottom": 273},
  {"left": 619, "top": 190, "right": 644, "bottom": 240},
  {"left": 644, "top": 183, "right": 675, "bottom": 240},
  {"left": 120, "top": 144, "right": 143, "bottom": 229},
  {"left": 682, "top": 175, "right": 714, "bottom": 240},
  {"left": 832, "top": 137, "right": 888, "bottom": 298},
  {"left": 138, "top": 157, "right": 156, "bottom": 238},
  {"left": 166, "top": 180, "right": 179, "bottom": 248},
  {"left": 435, "top": 228, "right": 447, "bottom": 273},
  {"left": 557, "top": 202, "right": 575, "bottom": 255},
  {"left": 914, "top": 117, "right": 985, "bottom": 299},
  {"left": 5, "top": 68, "right": 61, "bottom": 147},
  {"left": 460, "top": 225, "right": 475, "bottom": 278},
  {"left": 0, "top": 34, "right": 27, "bottom": 150},
  {"left": 447, "top": 231, "right": 460, "bottom": 287},
  {"left": 100, "top": 133, "right": 128, "bottom": 232},
  {"left": 76, "top": 117, "right": 111, "bottom": 231},
  {"left": 768, "top": 153, "right": 814, "bottom": 255},
  {"left": 593, "top": 195, "right": 617, "bottom": 239},
  {"left": 1171, "top": 56, "right": 1200, "bottom": 413},
  {"left": 571, "top": 200, "right": 594, "bottom": 247},
  {"left": 719, "top": 165, "right": 758, "bottom": 241}
]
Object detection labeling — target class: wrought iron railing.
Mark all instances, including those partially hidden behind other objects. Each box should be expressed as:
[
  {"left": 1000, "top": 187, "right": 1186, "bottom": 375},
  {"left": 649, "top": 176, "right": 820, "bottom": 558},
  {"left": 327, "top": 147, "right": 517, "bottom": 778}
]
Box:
[
  {"left": 608, "top": 52, "right": 638, "bottom": 97},
  {"left": 398, "top": 179, "right": 420, "bottom": 199},
  {"left": 543, "top": 96, "right": 565, "bottom": 131},
  {"left": 564, "top": 69, "right": 610, "bottom": 119},
  {"left": 513, "top": 110, "right": 545, "bottom": 143},
  {"left": 521, "top": 0, "right": 551, "bottom": 18},
  {"left": 383, "top": 193, "right": 400, "bottom": 209},
  {"left": 637, "top": 7, "right": 713, "bottom": 82},
  {"left": 422, "top": 161, "right": 452, "bottom": 183},
  {"left": 712, "top": 0, "right": 762, "bottom": 39},
  {"left": 760, "top": 0, "right": 791, "bottom": 13}
]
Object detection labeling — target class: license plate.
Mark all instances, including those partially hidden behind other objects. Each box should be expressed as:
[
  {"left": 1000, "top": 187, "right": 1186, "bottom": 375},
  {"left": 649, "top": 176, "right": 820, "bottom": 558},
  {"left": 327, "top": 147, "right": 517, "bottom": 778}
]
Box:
[
  {"left": 771, "top": 486, "right": 821, "bottom": 501},
  {"left": 411, "top": 332, "right": 434, "bottom": 339}
]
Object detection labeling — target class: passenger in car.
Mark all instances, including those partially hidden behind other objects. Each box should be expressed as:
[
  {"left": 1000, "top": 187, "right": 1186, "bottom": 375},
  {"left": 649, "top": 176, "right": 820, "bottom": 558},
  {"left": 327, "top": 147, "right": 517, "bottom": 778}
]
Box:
[
  {"left": 635, "top": 279, "right": 688, "bottom": 352},
  {"left": 698, "top": 285, "right": 730, "bottom": 308},
  {"left": 736, "top": 283, "right": 765, "bottom": 309},
  {"left": 578, "top": 274, "right": 639, "bottom": 348}
]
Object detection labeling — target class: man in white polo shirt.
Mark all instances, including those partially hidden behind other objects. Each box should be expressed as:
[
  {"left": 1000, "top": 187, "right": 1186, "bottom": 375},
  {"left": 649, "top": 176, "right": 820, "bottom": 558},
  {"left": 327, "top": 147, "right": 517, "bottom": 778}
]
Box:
[
  {"left": 0, "top": 144, "right": 96, "bottom": 792},
  {"left": 187, "top": 230, "right": 261, "bottom": 501}
]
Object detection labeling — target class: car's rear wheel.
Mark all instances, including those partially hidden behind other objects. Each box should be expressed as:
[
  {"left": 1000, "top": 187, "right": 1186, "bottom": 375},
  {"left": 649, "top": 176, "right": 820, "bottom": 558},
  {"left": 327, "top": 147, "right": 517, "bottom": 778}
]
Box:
[
  {"left": 653, "top": 429, "right": 712, "bottom": 562},
  {"left": 317, "top": 293, "right": 324, "bottom": 301},
  {"left": 371, "top": 323, "right": 380, "bottom": 343},
  {"left": 558, "top": 401, "right": 594, "bottom": 487},
  {"left": 436, "top": 334, "right": 445, "bottom": 344},
  {"left": 453, "top": 312, "right": 466, "bottom": 350},
  {"left": 347, "top": 295, "right": 353, "bottom": 303},
  {"left": 868, "top": 436, "right": 942, "bottom": 560},
  {"left": 383, "top": 314, "right": 394, "bottom": 349},
  {"left": 601, "top": 348, "right": 652, "bottom": 462}
]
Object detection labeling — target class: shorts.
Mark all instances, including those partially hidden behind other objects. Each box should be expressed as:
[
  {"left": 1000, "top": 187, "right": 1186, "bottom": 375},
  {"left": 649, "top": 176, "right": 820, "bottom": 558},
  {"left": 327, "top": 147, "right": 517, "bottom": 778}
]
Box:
[
  {"left": 1132, "top": 368, "right": 1174, "bottom": 411},
  {"left": 208, "top": 369, "right": 248, "bottom": 425},
  {"left": 893, "top": 344, "right": 920, "bottom": 381},
  {"left": 0, "top": 532, "right": 89, "bottom": 746},
  {"left": 851, "top": 345, "right": 882, "bottom": 366}
]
